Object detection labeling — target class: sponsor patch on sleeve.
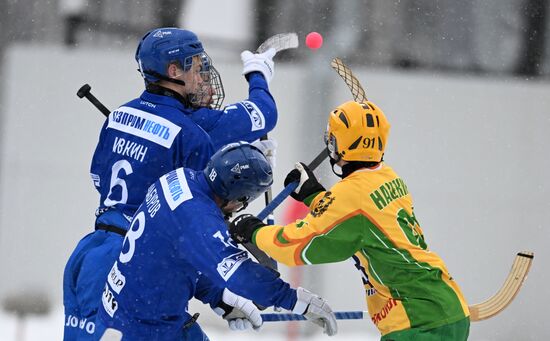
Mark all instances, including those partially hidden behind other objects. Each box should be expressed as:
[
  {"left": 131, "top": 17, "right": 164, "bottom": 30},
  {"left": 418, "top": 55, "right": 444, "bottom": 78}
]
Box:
[
  {"left": 102, "top": 283, "right": 118, "bottom": 318},
  {"left": 160, "top": 168, "right": 193, "bottom": 210},
  {"left": 239, "top": 101, "right": 265, "bottom": 131},
  {"left": 107, "top": 262, "right": 126, "bottom": 294},
  {"left": 90, "top": 173, "right": 100, "bottom": 187},
  {"left": 216, "top": 250, "right": 249, "bottom": 281}
]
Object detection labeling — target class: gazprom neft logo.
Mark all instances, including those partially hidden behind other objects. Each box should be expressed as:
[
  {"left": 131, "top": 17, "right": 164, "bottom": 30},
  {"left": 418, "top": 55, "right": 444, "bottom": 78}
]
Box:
[
  {"left": 217, "top": 250, "right": 248, "bottom": 281},
  {"left": 240, "top": 101, "right": 265, "bottom": 131},
  {"left": 107, "top": 106, "right": 181, "bottom": 148},
  {"left": 160, "top": 168, "right": 193, "bottom": 210}
]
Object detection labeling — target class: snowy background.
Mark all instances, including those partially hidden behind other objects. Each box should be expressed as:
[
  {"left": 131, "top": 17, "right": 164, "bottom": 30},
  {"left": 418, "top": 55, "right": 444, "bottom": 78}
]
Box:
[{"left": 0, "top": 0, "right": 549, "bottom": 340}]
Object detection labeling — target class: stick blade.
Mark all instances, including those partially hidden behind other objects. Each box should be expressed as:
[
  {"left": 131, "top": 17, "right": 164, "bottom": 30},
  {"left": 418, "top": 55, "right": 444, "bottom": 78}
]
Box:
[
  {"left": 469, "top": 251, "right": 534, "bottom": 322},
  {"left": 257, "top": 32, "right": 299, "bottom": 54},
  {"left": 330, "top": 57, "right": 368, "bottom": 103}
]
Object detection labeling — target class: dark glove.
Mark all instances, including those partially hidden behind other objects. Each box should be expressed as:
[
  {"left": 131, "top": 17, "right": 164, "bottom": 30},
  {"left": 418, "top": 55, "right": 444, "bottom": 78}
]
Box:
[
  {"left": 229, "top": 214, "right": 266, "bottom": 244},
  {"left": 284, "top": 162, "right": 326, "bottom": 202}
]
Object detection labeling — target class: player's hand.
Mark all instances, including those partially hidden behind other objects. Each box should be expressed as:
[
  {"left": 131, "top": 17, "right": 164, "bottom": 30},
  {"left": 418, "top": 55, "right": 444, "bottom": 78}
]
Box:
[
  {"left": 215, "top": 289, "right": 262, "bottom": 331},
  {"left": 251, "top": 138, "right": 278, "bottom": 169},
  {"left": 284, "top": 162, "right": 326, "bottom": 202},
  {"left": 292, "top": 287, "right": 338, "bottom": 336},
  {"left": 229, "top": 214, "right": 266, "bottom": 244},
  {"left": 241, "top": 48, "right": 276, "bottom": 83}
]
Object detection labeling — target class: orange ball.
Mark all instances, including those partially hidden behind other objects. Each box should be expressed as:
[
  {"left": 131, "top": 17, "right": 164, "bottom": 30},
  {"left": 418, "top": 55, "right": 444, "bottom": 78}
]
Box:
[{"left": 305, "top": 32, "right": 323, "bottom": 50}]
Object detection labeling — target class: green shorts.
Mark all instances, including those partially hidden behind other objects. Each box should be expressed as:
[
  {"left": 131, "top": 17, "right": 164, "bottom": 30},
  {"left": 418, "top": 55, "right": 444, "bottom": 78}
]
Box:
[{"left": 381, "top": 317, "right": 470, "bottom": 341}]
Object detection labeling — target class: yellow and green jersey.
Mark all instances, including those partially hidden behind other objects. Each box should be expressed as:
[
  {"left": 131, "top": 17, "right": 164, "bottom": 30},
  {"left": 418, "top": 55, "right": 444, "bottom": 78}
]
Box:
[{"left": 253, "top": 163, "right": 469, "bottom": 336}]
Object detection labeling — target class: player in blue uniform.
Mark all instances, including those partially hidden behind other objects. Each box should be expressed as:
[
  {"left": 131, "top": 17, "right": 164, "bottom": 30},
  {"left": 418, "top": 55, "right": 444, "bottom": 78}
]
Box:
[
  {"left": 63, "top": 27, "right": 279, "bottom": 340},
  {"left": 95, "top": 142, "right": 338, "bottom": 340}
]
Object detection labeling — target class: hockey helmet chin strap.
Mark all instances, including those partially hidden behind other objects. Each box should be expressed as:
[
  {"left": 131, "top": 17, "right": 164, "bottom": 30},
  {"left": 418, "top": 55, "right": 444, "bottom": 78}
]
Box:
[
  {"left": 143, "top": 70, "right": 221, "bottom": 110},
  {"left": 328, "top": 147, "right": 384, "bottom": 179},
  {"left": 221, "top": 197, "right": 249, "bottom": 219},
  {"left": 142, "top": 69, "right": 186, "bottom": 86},
  {"left": 142, "top": 67, "right": 201, "bottom": 108},
  {"left": 145, "top": 83, "right": 194, "bottom": 108}
]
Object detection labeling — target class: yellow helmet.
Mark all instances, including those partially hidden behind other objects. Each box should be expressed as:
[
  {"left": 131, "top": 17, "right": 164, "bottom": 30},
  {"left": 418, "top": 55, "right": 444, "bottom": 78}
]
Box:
[{"left": 325, "top": 100, "right": 390, "bottom": 162}]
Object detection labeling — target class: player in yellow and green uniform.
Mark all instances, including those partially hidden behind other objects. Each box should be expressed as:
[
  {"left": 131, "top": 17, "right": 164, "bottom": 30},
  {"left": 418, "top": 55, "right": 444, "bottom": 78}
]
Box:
[{"left": 229, "top": 100, "right": 470, "bottom": 340}]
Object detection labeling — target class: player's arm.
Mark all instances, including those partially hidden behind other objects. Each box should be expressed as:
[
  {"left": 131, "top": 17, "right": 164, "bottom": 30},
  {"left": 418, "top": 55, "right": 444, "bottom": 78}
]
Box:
[
  {"left": 194, "top": 273, "right": 223, "bottom": 306},
  {"left": 181, "top": 215, "right": 295, "bottom": 310},
  {"left": 229, "top": 163, "right": 364, "bottom": 266},
  {"left": 173, "top": 125, "right": 215, "bottom": 171},
  {"left": 194, "top": 274, "right": 263, "bottom": 331},
  {"left": 189, "top": 52, "right": 278, "bottom": 149},
  {"left": 182, "top": 212, "right": 337, "bottom": 336},
  {"left": 89, "top": 118, "right": 111, "bottom": 194}
]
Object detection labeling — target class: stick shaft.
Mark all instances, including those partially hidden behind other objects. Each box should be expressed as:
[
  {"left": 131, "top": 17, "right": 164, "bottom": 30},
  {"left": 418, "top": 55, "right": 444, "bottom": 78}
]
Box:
[
  {"left": 86, "top": 92, "right": 111, "bottom": 117},
  {"left": 256, "top": 149, "right": 327, "bottom": 220},
  {"left": 262, "top": 311, "right": 367, "bottom": 322},
  {"left": 256, "top": 32, "right": 298, "bottom": 221},
  {"left": 257, "top": 182, "right": 298, "bottom": 221},
  {"left": 77, "top": 84, "right": 111, "bottom": 117},
  {"left": 260, "top": 134, "right": 275, "bottom": 225},
  {"left": 244, "top": 33, "right": 299, "bottom": 269}
]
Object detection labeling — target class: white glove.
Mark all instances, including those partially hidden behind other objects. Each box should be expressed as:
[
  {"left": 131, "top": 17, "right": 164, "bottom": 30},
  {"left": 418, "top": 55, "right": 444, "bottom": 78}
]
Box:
[
  {"left": 213, "top": 288, "right": 263, "bottom": 331},
  {"left": 292, "top": 287, "right": 338, "bottom": 336},
  {"left": 251, "top": 139, "right": 277, "bottom": 169},
  {"left": 99, "top": 328, "right": 123, "bottom": 341},
  {"left": 241, "top": 48, "right": 276, "bottom": 84}
]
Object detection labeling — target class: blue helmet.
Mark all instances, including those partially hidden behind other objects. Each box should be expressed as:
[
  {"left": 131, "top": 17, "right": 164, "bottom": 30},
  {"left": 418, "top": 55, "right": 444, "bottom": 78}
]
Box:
[
  {"left": 135, "top": 27, "right": 204, "bottom": 84},
  {"left": 135, "top": 27, "right": 225, "bottom": 109},
  {"left": 204, "top": 142, "right": 273, "bottom": 204}
]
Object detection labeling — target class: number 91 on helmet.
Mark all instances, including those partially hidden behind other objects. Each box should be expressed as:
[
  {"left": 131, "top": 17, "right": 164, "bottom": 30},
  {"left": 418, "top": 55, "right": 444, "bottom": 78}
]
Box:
[{"left": 325, "top": 101, "right": 391, "bottom": 163}]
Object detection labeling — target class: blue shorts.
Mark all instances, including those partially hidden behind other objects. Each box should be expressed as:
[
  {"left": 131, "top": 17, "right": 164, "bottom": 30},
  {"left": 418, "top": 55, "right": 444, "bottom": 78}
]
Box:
[{"left": 63, "top": 230, "right": 124, "bottom": 340}]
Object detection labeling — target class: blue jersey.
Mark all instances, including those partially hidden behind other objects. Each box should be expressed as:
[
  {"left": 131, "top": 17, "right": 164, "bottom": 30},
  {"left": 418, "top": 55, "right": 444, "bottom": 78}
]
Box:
[
  {"left": 189, "top": 73, "right": 277, "bottom": 150},
  {"left": 96, "top": 169, "right": 296, "bottom": 340},
  {"left": 90, "top": 72, "right": 277, "bottom": 229},
  {"left": 64, "top": 72, "right": 277, "bottom": 340}
]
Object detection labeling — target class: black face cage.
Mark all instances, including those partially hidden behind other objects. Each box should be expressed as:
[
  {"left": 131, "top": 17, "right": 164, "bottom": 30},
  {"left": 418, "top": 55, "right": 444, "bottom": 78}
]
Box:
[
  {"left": 188, "top": 53, "right": 225, "bottom": 110},
  {"left": 206, "top": 66, "right": 225, "bottom": 110}
]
